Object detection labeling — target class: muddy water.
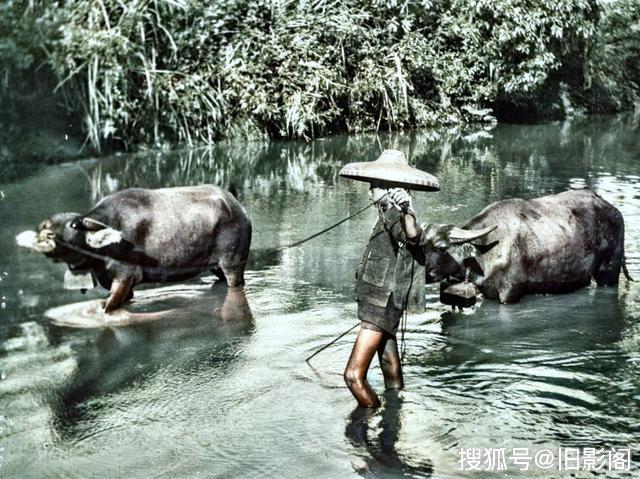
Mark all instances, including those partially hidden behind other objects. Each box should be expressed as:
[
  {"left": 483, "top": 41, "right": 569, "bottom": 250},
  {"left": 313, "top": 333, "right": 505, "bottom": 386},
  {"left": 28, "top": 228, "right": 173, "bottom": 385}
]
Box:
[{"left": 1, "top": 114, "right": 639, "bottom": 477}]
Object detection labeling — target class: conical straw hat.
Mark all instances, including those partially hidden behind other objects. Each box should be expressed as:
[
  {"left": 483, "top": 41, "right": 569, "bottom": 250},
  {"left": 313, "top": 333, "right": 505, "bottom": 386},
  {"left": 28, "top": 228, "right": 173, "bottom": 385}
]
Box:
[{"left": 339, "top": 150, "right": 440, "bottom": 192}]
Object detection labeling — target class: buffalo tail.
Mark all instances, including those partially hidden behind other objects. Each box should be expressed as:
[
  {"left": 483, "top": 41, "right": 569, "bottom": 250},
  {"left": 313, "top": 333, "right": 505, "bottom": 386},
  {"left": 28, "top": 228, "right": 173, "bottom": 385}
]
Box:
[{"left": 623, "top": 255, "right": 634, "bottom": 281}]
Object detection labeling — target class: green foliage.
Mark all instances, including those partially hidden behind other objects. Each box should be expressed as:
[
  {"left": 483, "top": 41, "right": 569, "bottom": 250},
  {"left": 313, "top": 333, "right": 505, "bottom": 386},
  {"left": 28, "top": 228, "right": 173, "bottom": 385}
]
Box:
[
  {"left": 1, "top": 0, "right": 639, "bottom": 152},
  {"left": 586, "top": 0, "right": 640, "bottom": 111}
]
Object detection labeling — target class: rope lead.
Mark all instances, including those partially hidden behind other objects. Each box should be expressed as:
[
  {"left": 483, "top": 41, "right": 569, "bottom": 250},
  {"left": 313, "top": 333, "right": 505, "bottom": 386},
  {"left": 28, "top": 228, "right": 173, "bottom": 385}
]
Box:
[{"left": 278, "top": 202, "right": 374, "bottom": 250}]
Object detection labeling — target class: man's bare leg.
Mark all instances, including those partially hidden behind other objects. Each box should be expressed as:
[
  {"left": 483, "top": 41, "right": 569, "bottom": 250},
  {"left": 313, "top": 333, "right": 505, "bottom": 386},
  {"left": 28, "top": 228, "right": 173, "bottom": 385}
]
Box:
[
  {"left": 344, "top": 327, "right": 385, "bottom": 407},
  {"left": 378, "top": 335, "right": 403, "bottom": 390}
]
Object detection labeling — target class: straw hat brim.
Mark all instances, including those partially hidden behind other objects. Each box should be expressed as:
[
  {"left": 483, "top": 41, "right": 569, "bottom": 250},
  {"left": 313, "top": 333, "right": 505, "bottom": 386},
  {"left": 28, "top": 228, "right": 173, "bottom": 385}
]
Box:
[{"left": 339, "top": 161, "right": 440, "bottom": 192}]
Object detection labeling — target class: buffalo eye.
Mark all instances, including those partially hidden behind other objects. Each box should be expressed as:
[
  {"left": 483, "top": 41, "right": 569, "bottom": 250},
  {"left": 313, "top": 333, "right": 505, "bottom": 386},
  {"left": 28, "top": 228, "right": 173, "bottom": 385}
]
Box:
[{"left": 70, "top": 220, "right": 80, "bottom": 230}]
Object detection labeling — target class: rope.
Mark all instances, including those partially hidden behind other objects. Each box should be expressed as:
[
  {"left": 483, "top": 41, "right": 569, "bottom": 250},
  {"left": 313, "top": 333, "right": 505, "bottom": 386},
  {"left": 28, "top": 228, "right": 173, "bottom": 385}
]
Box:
[
  {"left": 278, "top": 202, "right": 374, "bottom": 250},
  {"left": 400, "top": 259, "right": 416, "bottom": 363},
  {"left": 305, "top": 322, "right": 360, "bottom": 364}
]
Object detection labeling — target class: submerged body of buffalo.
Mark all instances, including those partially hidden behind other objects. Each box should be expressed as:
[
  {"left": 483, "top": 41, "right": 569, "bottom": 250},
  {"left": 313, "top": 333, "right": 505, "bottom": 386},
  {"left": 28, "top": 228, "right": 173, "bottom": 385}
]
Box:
[
  {"left": 35, "top": 185, "right": 251, "bottom": 312},
  {"left": 423, "top": 189, "right": 629, "bottom": 303}
]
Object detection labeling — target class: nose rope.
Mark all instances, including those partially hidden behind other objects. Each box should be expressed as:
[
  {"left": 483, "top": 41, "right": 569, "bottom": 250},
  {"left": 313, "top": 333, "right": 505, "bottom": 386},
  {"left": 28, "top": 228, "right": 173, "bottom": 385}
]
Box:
[{"left": 399, "top": 258, "right": 416, "bottom": 364}]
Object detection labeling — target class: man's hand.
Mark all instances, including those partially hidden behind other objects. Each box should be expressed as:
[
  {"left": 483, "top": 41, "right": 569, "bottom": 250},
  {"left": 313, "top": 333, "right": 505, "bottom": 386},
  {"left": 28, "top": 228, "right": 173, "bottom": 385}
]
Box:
[
  {"left": 389, "top": 188, "right": 413, "bottom": 214},
  {"left": 389, "top": 188, "right": 420, "bottom": 241}
]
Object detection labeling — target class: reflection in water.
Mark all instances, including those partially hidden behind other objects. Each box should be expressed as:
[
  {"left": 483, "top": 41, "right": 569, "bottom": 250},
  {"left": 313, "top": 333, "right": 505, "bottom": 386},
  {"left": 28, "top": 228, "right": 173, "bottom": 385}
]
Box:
[
  {"left": 346, "top": 392, "right": 433, "bottom": 478},
  {"left": 54, "top": 283, "right": 254, "bottom": 437},
  {"left": 218, "top": 287, "right": 253, "bottom": 323},
  {"left": 84, "top": 114, "right": 639, "bottom": 205},
  {"left": 120, "top": 282, "right": 254, "bottom": 324},
  {"left": 84, "top": 139, "right": 347, "bottom": 200},
  {"left": 423, "top": 287, "right": 635, "bottom": 454}
]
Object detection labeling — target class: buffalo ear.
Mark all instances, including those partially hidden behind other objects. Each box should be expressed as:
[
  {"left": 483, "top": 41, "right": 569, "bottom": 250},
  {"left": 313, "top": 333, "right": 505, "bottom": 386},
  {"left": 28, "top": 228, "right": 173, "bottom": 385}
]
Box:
[
  {"left": 82, "top": 217, "right": 107, "bottom": 231},
  {"left": 85, "top": 228, "right": 123, "bottom": 248},
  {"left": 447, "top": 225, "right": 497, "bottom": 245}
]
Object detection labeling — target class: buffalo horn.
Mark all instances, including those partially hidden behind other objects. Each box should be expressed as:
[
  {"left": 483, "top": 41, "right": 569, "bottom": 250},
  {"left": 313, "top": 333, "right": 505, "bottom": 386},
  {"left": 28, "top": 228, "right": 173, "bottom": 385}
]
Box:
[{"left": 448, "top": 225, "right": 497, "bottom": 245}]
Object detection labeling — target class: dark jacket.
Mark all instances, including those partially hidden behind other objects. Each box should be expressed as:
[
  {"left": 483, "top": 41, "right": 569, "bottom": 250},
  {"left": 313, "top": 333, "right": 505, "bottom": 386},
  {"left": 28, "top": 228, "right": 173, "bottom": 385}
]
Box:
[{"left": 355, "top": 206, "right": 425, "bottom": 309}]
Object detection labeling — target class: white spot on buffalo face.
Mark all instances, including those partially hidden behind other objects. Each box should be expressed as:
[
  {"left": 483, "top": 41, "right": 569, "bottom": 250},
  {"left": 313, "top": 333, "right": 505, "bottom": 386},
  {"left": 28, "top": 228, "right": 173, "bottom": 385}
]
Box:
[{"left": 34, "top": 240, "right": 56, "bottom": 253}]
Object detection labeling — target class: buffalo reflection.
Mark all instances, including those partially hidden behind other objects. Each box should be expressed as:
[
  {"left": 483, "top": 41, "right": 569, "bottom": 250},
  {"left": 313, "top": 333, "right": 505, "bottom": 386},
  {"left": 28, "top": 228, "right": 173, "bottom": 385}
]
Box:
[
  {"left": 111, "top": 281, "right": 253, "bottom": 325},
  {"left": 52, "top": 281, "right": 253, "bottom": 434}
]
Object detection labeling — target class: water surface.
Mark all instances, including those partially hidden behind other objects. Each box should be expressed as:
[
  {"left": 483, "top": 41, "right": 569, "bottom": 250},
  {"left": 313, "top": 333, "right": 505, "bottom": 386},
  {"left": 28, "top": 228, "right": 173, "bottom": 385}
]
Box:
[{"left": 1, "top": 114, "right": 639, "bottom": 477}]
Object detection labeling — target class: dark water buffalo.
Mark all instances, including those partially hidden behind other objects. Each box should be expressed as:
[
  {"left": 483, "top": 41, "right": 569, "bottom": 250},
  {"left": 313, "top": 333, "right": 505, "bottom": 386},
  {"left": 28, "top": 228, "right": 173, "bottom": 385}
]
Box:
[
  {"left": 32, "top": 185, "right": 251, "bottom": 312},
  {"left": 421, "top": 189, "right": 631, "bottom": 303}
]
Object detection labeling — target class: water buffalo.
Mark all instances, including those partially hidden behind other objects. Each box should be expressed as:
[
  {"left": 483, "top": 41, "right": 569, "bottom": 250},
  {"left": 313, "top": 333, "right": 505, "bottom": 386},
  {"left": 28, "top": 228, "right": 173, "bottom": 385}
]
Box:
[
  {"left": 421, "top": 189, "right": 631, "bottom": 303},
  {"left": 27, "top": 185, "right": 251, "bottom": 312}
]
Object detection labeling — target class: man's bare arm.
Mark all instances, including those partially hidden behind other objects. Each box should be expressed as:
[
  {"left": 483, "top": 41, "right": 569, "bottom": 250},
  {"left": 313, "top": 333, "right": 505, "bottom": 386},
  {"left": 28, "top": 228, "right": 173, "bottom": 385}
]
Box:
[
  {"left": 388, "top": 188, "right": 422, "bottom": 243},
  {"left": 403, "top": 212, "right": 420, "bottom": 241}
]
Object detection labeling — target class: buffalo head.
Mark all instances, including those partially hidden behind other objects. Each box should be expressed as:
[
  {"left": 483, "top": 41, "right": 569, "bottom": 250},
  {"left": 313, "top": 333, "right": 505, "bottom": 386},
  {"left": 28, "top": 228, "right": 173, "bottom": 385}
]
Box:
[
  {"left": 35, "top": 214, "right": 123, "bottom": 271},
  {"left": 422, "top": 224, "right": 497, "bottom": 283}
]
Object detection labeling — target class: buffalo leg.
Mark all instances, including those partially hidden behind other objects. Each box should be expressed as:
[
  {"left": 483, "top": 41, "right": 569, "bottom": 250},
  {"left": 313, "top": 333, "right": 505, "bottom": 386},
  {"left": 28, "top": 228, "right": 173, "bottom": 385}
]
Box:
[
  {"left": 594, "top": 212, "right": 625, "bottom": 286},
  {"left": 103, "top": 278, "right": 134, "bottom": 313},
  {"left": 498, "top": 282, "right": 526, "bottom": 303},
  {"left": 594, "top": 248, "right": 623, "bottom": 286},
  {"left": 210, "top": 268, "right": 226, "bottom": 282},
  {"left": 221, "top": 265, "right": 245, "bottom": 288}
]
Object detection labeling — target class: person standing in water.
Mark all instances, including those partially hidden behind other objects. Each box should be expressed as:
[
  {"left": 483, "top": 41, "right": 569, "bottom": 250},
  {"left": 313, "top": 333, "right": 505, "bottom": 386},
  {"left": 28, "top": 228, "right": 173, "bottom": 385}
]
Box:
[{"left": 340, "top": 150, "right": 438, "bottom": 408}]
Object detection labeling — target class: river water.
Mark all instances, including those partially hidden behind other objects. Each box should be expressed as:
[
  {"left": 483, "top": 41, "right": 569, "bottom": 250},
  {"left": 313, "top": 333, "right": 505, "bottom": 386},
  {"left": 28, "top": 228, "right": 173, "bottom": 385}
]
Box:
[{"left": 1, "top": 115, "right": 639, "bottom": 478}]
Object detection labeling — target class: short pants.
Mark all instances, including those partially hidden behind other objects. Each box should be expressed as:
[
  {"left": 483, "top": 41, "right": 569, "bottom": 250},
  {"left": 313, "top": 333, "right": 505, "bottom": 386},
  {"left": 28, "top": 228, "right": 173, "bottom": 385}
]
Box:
[{"left": 357, "top": 294, "right": 403, "bottom": 336}]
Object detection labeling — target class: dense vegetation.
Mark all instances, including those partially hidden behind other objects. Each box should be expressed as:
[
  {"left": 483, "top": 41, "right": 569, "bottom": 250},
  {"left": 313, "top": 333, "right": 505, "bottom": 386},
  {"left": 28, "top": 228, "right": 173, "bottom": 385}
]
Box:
[{"left": 1, "top": 0, "right": 639, "bottom": 156}]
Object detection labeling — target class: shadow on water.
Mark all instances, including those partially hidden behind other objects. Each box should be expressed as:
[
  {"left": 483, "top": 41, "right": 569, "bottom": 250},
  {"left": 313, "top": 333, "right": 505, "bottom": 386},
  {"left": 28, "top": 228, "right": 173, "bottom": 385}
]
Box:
[{"left": 346, "top": 391, "right": 433, "bottom": 478}]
